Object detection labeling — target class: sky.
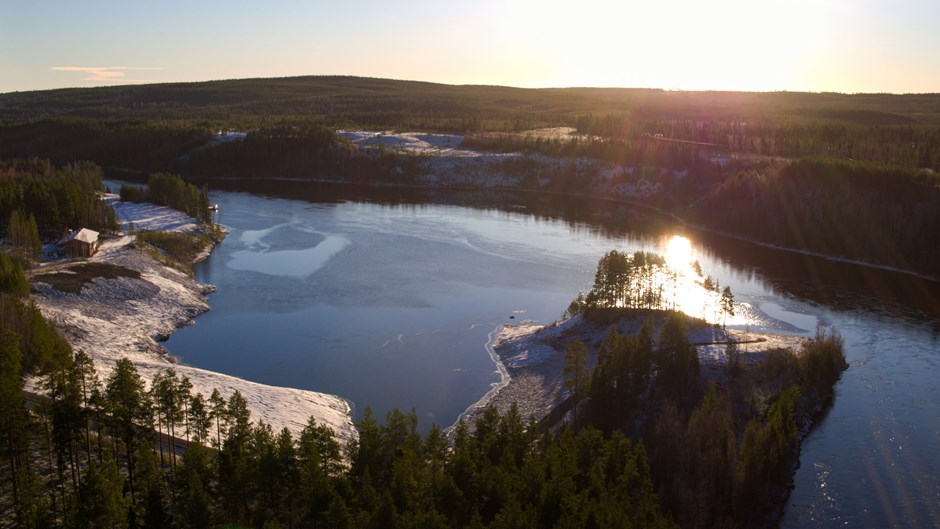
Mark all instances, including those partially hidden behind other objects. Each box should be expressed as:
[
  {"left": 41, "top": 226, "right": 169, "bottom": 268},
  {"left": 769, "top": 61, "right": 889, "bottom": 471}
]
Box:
[{"left": 2, "top": 0, "right": 939, "bottom": 94}]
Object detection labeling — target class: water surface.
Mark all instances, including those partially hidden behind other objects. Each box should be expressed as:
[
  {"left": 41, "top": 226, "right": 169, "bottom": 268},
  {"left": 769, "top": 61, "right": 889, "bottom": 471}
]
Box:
[
  {"left": 169, "top": 189, "right": 665, "bottom": 429},
  {"left": 164, "top": 182, "right": 940, "bottom": 528}
]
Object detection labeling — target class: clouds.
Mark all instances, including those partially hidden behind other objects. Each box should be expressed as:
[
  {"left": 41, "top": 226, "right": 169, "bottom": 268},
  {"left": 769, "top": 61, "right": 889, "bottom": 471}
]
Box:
[{"left": 50, "top": 66, "right": 161, "bottom": 84}]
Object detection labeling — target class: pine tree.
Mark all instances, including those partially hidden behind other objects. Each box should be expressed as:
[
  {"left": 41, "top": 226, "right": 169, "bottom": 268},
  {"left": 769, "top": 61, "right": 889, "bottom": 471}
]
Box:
[
  {"left": 188, "top": 392, "right": 211, "bottom": 443},
  {"left": 274, "top": 427, "right": 299, "bottom": 529},
  {"left": 657, "top": 312, "right": 699, "bottom": 397},
  {"left": 175, "top": 441, "right": 215, "bottom": 529},
  {"left": 177, "top": 376, "right": 193, "bottom": 443},
  {"left": 74, "top": 456, "right": 128, "bottom": 529},
  {"left": 152, "top": 369, "right": 182, "bottom": 472},
  {"left": 720, "top": 286, "right": 735, "bottom": 329},
  {"left": 105, "top": 358, "right": 150, "bottom": 498},
  {"left": 14, "top": 467, "right": 52, "bottom": 529},
  {"left": 208, "top": 389, "right": 227, "bottom": 449},
  {"left": 133, "top": 443, "right": 168, "bottom": 529},
  {"left": 43, "top": 353, "right": 85, "bottom": 493},
  {"left": 563, "top": 340, "right": 589, "bottom": 423},
  {"left": 218, "top": 391, "right": 252, "bottom": 523},
  {"left": 726, "top": 338, "right": 741, "bottom": 376},
  {"left": 72, "top": 350, "right": 99, "bottom": 463}
]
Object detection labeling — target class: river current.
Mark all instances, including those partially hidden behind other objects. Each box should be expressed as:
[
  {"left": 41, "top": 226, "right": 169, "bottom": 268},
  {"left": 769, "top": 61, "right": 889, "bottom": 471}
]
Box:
[{"left": 162, "top": 181, "right": 939, "bottom": 528}]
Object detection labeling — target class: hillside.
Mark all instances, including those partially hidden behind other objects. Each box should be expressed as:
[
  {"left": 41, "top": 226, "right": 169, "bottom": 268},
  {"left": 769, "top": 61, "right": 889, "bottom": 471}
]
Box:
[{"left": 3, "top": 76, "right": 940, "bottom": 130}]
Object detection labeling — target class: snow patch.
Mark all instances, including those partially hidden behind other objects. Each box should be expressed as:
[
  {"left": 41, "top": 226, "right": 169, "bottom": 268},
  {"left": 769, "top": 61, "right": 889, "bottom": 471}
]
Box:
[
  {"left": 338, "top": 130, "right": 467, "bottom": 155},
  {"left": 108, "top": 196, "right": 201, "bottom": 234}
]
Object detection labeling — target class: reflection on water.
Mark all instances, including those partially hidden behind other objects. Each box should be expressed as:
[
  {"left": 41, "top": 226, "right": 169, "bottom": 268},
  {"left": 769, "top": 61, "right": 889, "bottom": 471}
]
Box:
[
  {"left": 660, "top": 234, "right": 754, "bottom": 330},
  {"left": 663, "top": 234, "right": 707, "bottom": 317}
]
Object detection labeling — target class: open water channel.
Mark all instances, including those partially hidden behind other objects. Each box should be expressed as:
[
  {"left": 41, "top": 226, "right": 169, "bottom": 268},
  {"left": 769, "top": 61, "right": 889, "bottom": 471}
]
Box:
[{"left": 163, "top": 181, "right": 939, "bottom": 528}]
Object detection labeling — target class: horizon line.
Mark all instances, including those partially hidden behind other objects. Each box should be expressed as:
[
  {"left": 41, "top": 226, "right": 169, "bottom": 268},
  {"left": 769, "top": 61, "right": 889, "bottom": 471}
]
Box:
[{"left": 3, "top": 74, "right": 939, "bottom": 97}]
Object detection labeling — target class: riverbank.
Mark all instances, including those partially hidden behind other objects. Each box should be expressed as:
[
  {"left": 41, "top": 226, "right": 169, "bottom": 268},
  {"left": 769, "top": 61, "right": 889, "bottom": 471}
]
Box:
[
  {"left": 456, "top": 313, "right": 806, "bottom": 430},
  {"left": 192, "top": 129, "right": 940, "bottom": 284},
  {"left": 27, "top": 197, "right": 357, "bottom": 442}
]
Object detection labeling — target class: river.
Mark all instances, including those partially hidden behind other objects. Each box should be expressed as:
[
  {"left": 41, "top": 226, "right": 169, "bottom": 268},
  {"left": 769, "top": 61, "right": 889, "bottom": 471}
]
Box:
[{"left": 163, "top": 181, "right": 940, "bottom": 528}]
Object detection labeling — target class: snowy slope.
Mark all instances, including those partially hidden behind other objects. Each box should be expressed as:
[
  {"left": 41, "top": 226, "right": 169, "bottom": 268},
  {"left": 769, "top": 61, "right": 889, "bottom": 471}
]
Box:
[{"left": 29, "top": 197, "right": 357, "bottom": 442}]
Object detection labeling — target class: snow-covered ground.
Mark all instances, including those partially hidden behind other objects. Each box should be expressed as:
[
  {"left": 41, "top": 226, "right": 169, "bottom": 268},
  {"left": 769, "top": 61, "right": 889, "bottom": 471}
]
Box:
[
  {"left": 29, "top": 198, "right": 357, "bottom": 442},
  {"left": 337, "top": 130, "right": 471, "bottom": 156},
  {"left": 111, "top": 199, "right": 201, "bottom": 233}
]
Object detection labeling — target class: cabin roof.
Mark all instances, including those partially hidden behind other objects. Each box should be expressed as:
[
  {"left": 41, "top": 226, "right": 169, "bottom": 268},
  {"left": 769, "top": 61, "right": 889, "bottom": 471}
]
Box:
[{"left": 59, "top": 228, "right": 99, "bottom": 245}]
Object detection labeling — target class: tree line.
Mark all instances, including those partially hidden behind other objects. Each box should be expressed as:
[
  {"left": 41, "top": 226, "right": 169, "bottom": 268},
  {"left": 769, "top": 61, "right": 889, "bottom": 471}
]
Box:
[
  {"left": 0, "top": 119, "right": 211, "bottom": 175},
  {"left": 575, "top": 109, "right": 940, "bottom": 170},
  {"left": 3, "top": 344, "right": 677, "bottom": 528},
  {"left": 7, "top": 78, "right": 940, "bottom": 178},
  {"left": 2, "top": 90, "right": 937, "bottom": 282},
  {"left": 0, "top": 159, "right": 118, "bottom": 254},
  {"left": 120, "top": 173, "right": 212, "bottom": 225},
  {"left": 687, "top": 158, "right": 940, "bottom": 277},
  {"left": 566, "top": 249, "right": 734, "bottom": 324},
  {"left": 179, "top": 122, "right": 424, "bottom": 185}
]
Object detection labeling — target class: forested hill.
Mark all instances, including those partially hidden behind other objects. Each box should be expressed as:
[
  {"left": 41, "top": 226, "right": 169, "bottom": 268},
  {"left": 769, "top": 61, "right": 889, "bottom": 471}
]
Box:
[
  {"left": 3, "top": 76, "right": 940, "bottom": 173},
  {"left": 688, "top": 158, "right": 940, "bottom": 277},
  {"left": 3, "top": 75, "right": 940, "bottom": 130}
]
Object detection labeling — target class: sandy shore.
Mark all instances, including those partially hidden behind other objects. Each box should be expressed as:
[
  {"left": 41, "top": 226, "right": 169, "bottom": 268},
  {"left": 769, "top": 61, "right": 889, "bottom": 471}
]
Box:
[
  {"left": 28, "top": 198, "right": 357, "bottom": 442},
  {"left": 456, "top": 315, "right": 806, "bottom": 430}
]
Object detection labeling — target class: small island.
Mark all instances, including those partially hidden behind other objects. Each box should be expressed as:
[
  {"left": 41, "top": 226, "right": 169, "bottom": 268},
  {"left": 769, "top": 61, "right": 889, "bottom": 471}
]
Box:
[{"left": 460, "top": 249, "right": 847, "bottom": 528}]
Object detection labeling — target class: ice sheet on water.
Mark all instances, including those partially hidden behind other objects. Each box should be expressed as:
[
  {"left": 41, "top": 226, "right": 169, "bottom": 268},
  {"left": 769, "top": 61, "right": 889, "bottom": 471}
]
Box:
[
  {"left": 758, "top": 302, "right": 818, "bottom": 334},
  {"left": 228, "top": 235, "right": 349, "bottom": 278}
]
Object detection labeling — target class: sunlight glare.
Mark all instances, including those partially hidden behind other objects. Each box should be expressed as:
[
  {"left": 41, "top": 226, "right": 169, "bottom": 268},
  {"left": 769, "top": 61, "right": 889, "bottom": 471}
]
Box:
[
  {"left": 665, "top": 235, "right": 695, "bottom": 277},
  {"left": 513, "top": 0, "right": 831, "bottom": 91},
  {"left": 661, "top": 235, "right": 735, "bottom": 325},
  {"left": 662, "top": 235, "right": 750, "bottom": 327}
]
